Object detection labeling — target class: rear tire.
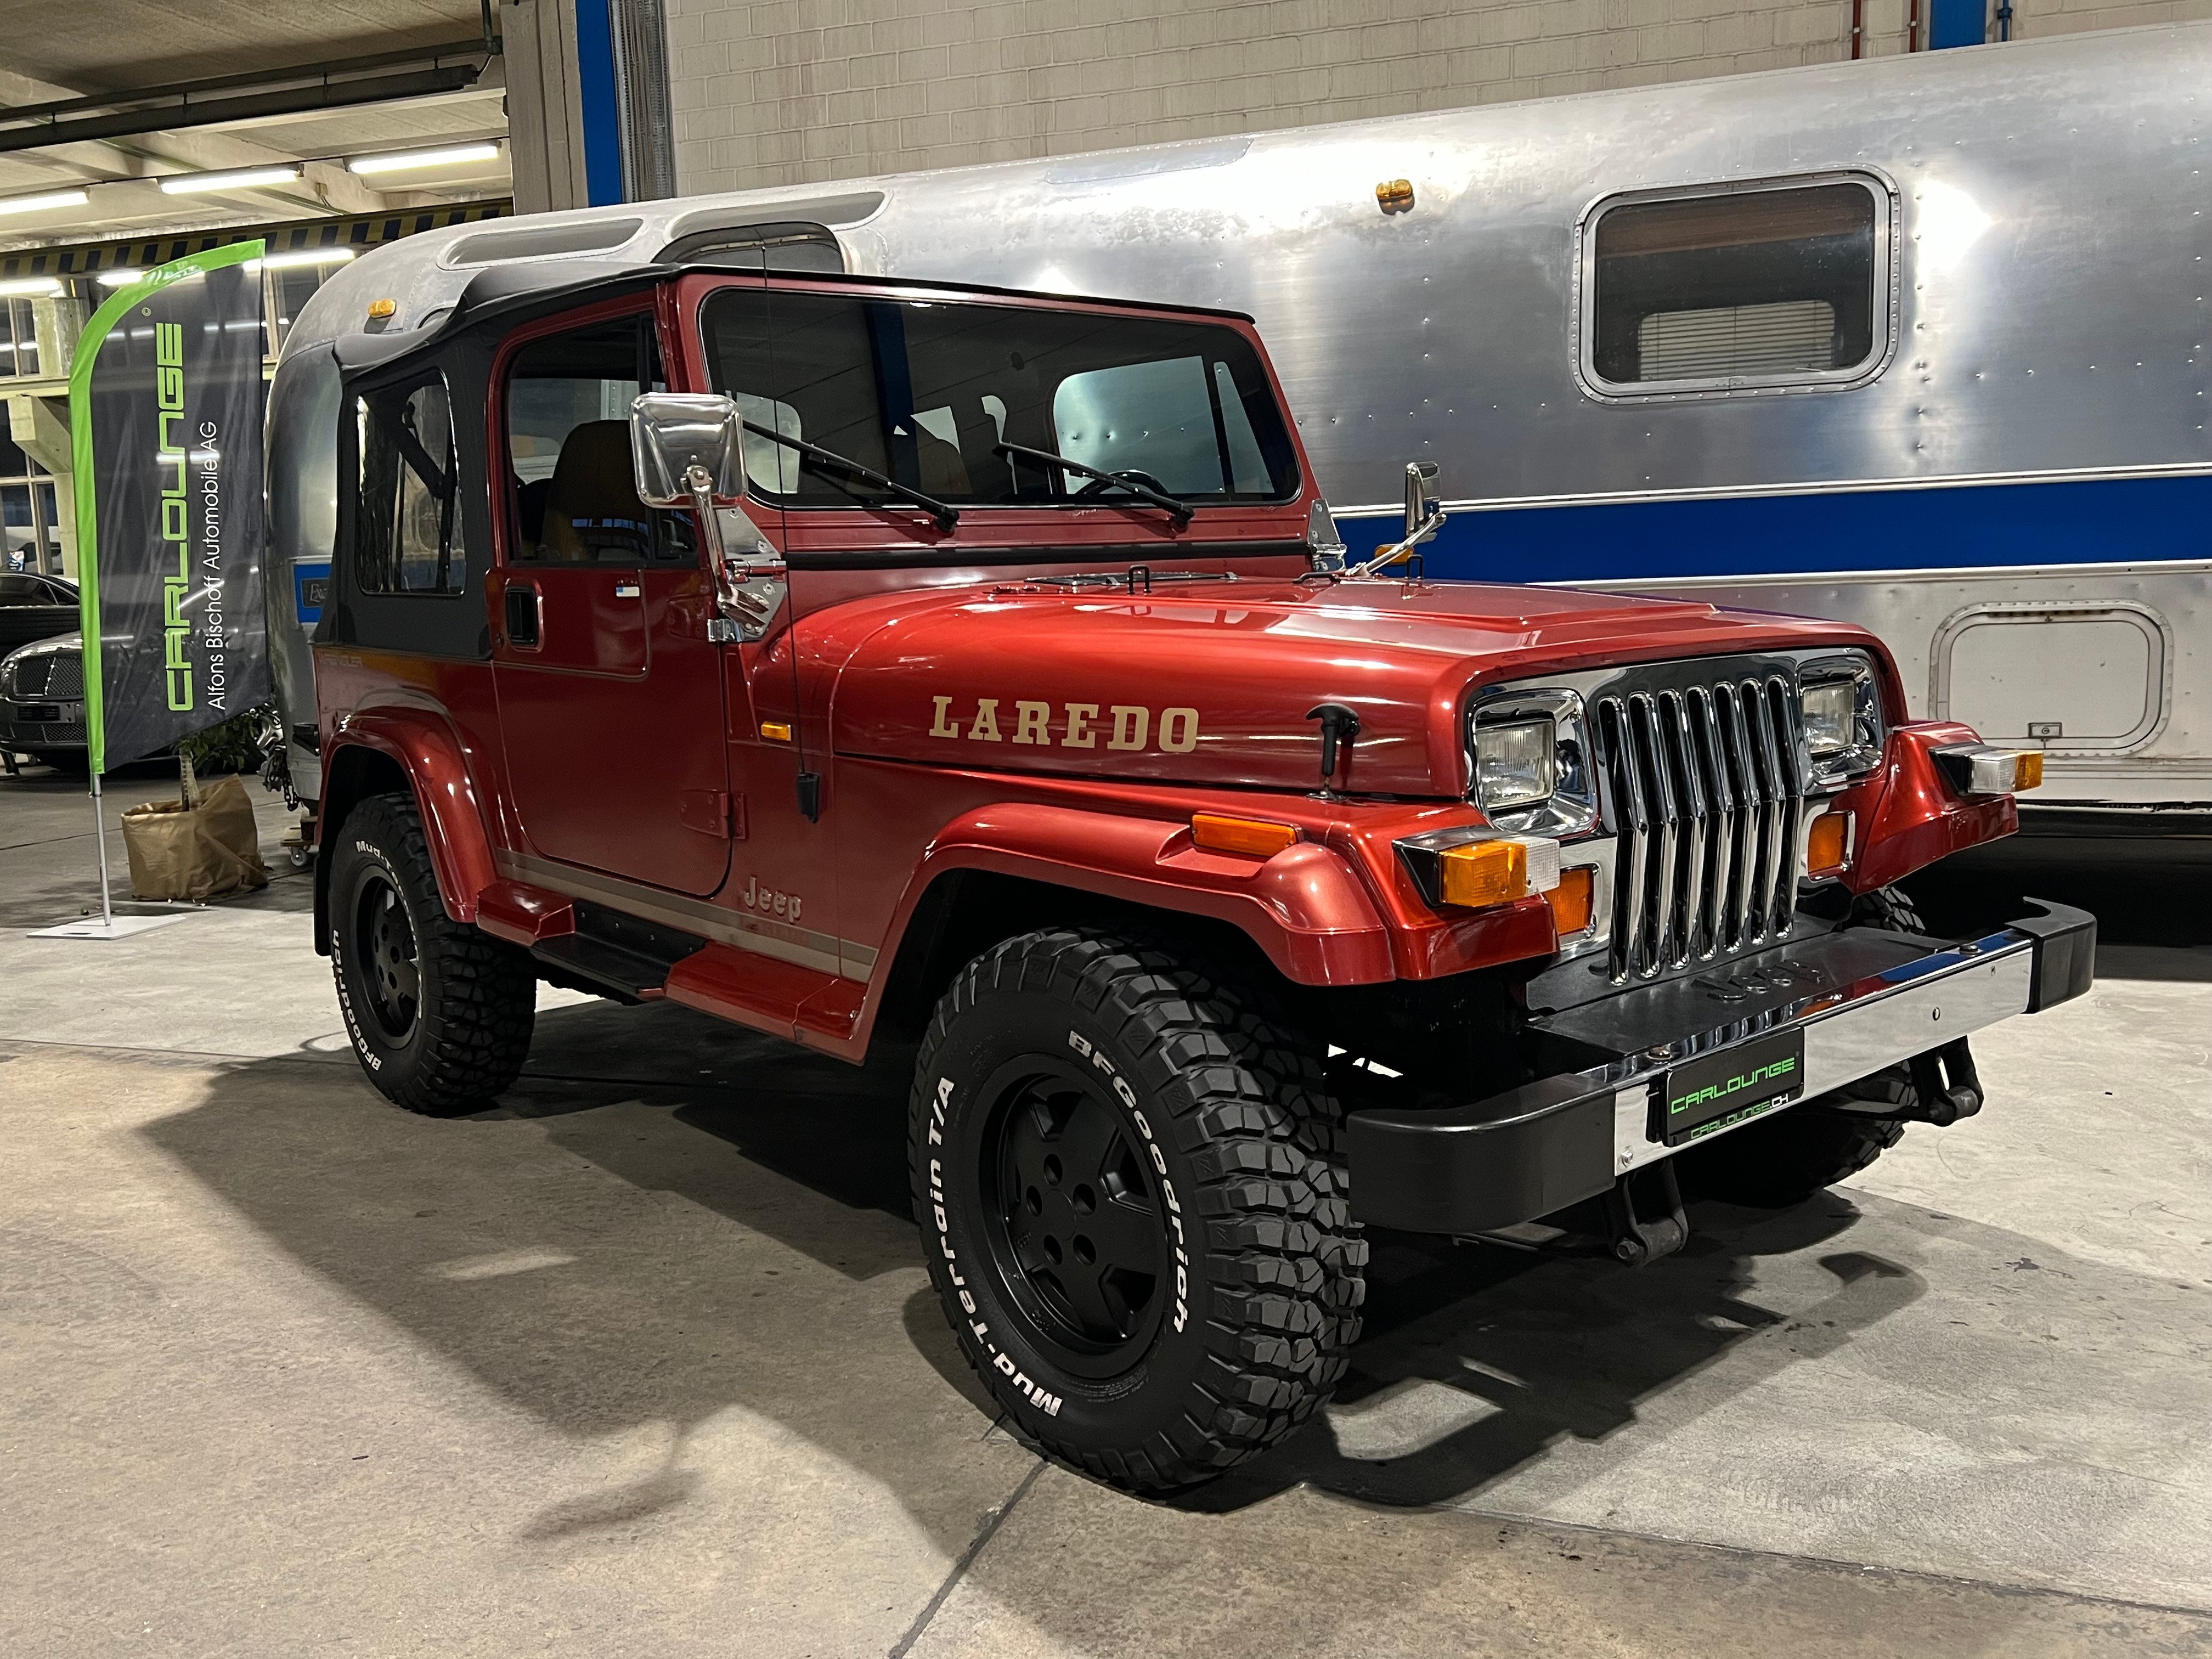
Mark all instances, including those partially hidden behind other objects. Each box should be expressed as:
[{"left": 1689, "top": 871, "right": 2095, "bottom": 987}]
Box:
[
  {"left": 329, "top": 792, "right": 535, "bottom": 1115},
  {"left": 1677, "top": 883, "right": 1926, "bottom": 1207},
  {"left": 912, "top": 929, "right": 1365, "bottom": 1492}
]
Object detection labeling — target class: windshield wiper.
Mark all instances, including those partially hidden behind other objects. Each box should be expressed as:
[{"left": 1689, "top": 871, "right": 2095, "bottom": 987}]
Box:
[
  {"left": 740, "top": 420, "right": 958, "bottom": 532},
  {"left": 992, "top": 440, "right": 1194, "bottom": 527}
]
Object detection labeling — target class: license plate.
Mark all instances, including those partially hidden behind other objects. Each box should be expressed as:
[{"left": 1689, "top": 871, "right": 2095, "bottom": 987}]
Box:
[{"left": 1657, "top": 1028, "right": 1806, "bottom": 1146}]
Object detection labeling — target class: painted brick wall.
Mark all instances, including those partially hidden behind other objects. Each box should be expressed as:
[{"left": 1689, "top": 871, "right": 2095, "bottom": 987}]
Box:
[{"left": 665, "top": 1, "right": 2212, "bottom": 195}]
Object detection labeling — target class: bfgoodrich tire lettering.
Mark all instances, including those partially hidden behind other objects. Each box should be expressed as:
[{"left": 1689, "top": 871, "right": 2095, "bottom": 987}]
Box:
[
  {"left": 329, "top": 791, "right": 535, "bottom": 1115},
  {"left": 912, "top": 929, "right": 1365, "bottom": 1492}
]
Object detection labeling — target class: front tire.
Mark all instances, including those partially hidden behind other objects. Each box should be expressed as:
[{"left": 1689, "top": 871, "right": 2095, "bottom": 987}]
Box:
[
  {"left": 912, "top": 930, "right": 1365, "bottom": 1492},
  {"left": 329, "top": 792, "right": 535, "bottom": 1115}
]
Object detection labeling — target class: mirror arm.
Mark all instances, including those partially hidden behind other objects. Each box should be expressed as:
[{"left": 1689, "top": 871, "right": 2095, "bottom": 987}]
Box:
[
  {"left": 687, "top": 461, "right": 791, "bottom": 639},
  {"left": 688, "top": 463, "right": 727, "bottom": 567},
  {"left": 1344, "top": 504, "right": 1446, "bottom": 580}
]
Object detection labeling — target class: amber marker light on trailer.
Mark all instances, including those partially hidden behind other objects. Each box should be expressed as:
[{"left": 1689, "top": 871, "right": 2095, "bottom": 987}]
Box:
[
  {"left": 1932, "top": 743, "right": 2045, "bottom": 795},
  {"left": 1190, "top": 814, "right": 1299, "bottom": 856},
  {"left": 1807, "top": 809, "right": 1853, "bottom": 877},
  {"left": 1395, "top": 830, "right": 1562, "bottom": 912},
  {"left": 1545, "top": 865, "right": 1595, "bottom": 935},
  {"left": 366, "top": 298, "right": 397, "bottom": 320}
]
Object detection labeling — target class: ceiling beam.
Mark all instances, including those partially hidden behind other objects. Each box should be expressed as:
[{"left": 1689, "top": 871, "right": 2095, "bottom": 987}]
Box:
[
  {"left": 0, "top": 64, "right": 489, "bottom": 156},
  {"left": 0, "top": 40, "right": 498, "bottom": 125}
]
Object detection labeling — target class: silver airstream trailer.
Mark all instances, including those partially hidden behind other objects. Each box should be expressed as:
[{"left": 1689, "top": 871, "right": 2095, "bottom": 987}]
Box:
[{"left": 266, "top": 21, "right": 2209, "bottom": 822}]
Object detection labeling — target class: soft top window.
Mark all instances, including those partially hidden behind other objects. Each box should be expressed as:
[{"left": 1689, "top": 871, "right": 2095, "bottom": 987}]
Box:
[{"left": 699, "top": 291, "right": 1299, "bottom": 510}]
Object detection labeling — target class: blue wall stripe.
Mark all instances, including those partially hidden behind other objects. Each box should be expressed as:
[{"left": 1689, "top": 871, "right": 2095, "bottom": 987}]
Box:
[
  {"left": 1928, "top": 0, "right": 1989, "bottom": 49},
  {"left": 1335, "top": 472, "right": 2212, "bottom": 583},
  {"left": 573, "top": 0, "right": 625, "bottom": 207}
]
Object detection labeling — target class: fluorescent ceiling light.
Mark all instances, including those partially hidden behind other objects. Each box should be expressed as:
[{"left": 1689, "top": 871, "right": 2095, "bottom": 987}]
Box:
[
  {"left": 245, "top": 247, "right": 357, "bottom": 273},
  {"left": 159, "top": 165, "right": 301, "bottom": 195},
  {"left": 0, "top": 277, "right": 64, "bottom": 297},
  {"left": 347, "top": 142, "right": 500, "bottom": 175},
  {"left": 96, "top": 268, "right": 144, "bottom": 286},
  {"left": 0, "top": 189, "right": 89, "bottom": 217}
]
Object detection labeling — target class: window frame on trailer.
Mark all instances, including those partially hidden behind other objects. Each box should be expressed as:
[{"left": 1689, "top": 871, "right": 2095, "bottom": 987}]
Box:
[{"left": 1570, "top": 168, "right": 1901, "bottom": 405}]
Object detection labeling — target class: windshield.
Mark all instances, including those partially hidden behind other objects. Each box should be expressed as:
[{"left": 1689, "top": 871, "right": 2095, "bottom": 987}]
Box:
[{"left": 699, "top": 290, "right": 1299, "bottom": 511}]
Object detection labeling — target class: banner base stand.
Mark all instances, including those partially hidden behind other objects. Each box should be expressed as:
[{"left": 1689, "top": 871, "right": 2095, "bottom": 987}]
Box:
[{"left": 27, "top": 913, "right": 198, "bottom": 941}]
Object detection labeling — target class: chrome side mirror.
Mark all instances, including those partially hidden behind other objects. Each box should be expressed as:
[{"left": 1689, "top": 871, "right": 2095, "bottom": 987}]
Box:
[
  {"left": 631, "top": 392, "right": 747, "bottom": 506},
  {"left": 630, "top": 392, "right": 787, "bottom": 644},
  {"left": 1347, "top": 460, "right": 1448, "bottom": 579},
  {"left": 1403, "top": 459, "right": 1443, "bottom": 542}
]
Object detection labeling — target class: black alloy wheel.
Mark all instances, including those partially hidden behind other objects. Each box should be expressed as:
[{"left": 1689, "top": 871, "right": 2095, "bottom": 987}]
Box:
[
  {"left": 911, "top": 928, "right": 1368, "bottom": 1492},
  {"left": 980, "top": 1060, "right": 1167, "bottom": 1377},
  {"left": 357, "top": 873, "right": 421, "bottom": 1041}
]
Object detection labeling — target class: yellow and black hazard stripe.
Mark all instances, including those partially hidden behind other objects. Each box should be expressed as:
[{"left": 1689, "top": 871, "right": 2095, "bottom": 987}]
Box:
[{"left": 0, "top": 200, "right": 511, "bottom": 284}]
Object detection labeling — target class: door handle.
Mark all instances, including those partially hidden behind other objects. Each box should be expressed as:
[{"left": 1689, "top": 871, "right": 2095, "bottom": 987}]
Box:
[
  {"left": 614, "top": 580, "right": 641, "bottom": 599},
  {"left": 504, "top": 584, "right": 541, "bottom": 649}
]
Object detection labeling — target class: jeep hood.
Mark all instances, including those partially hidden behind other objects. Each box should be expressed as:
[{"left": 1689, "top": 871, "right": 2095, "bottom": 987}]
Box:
[{"left": 828, "top": 577, "right": 1881, "bottom": 799}]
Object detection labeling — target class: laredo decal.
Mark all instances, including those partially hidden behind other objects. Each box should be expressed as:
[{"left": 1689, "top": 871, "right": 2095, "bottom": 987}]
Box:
[{"left": 929, "top": 696, "right": 1200, "bottom": 754}]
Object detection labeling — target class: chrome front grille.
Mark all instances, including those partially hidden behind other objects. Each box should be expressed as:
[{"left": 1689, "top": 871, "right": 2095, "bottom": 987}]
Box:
[
  {"left": 1594, "top": 674, "right": 1809, "bottom": 982},
  {"left": 42, "top": 654, "right": 82, "bottom": 700}
]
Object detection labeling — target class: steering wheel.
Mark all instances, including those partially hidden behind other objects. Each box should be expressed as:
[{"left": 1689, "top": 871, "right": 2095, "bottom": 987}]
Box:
[{"left": 1075, "top": 469, "right": 1172, "bottom": 499}]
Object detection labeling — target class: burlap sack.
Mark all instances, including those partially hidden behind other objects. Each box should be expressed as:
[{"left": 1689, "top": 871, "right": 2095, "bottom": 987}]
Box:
[{"left": 121, "top": 773, "right": 271, "bottom": 901}]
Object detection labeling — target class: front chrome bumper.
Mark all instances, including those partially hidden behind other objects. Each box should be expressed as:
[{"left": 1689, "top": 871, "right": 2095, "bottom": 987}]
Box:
[{"left": 1345, "top": 900, "right": 2096, "bottom": 1234}]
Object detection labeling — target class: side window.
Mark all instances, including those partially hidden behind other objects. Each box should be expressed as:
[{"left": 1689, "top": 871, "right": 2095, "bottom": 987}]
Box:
[
  {"left": 505, "top": 315, "right": 692, "bottom": 565},
  {"left": 355, "top": 378, "right": 463, "bottom": 595},
  {"left": 1583, "top": 177, "right": 1889, "bottom": 396}
]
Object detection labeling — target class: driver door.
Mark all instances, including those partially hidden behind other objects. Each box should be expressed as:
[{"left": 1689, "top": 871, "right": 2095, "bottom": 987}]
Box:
[{"left": 490, "top": 306, "right": 733, "bottom": 898}]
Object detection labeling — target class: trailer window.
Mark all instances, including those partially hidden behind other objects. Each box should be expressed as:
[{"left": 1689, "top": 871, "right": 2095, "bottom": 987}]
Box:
[
  {"left": 1585, "top": 179, "right": 1887, "bottom": 394},
  {"left": 354, "top": 378, "right": 464, "bottom": 595},
  {"left": 701, "top": 290, "right": 1299, "bottom": 510}
]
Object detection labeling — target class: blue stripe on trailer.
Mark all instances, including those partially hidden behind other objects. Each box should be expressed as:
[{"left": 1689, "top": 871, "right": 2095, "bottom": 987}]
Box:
[{"left": 1336, "top": 472, "right": 2212, "bottom": 584}]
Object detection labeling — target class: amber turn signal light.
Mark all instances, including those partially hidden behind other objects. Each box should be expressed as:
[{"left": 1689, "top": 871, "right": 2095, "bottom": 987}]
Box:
[
  {"left": 759, "top": 720, "right": 793, "bottom": 742},
  {"left": 1932, "top": 743, "right": 2044, "bottom": 795},
  {"left": 1807, "top": 809, "right": 1852, "bottom": 877},
  {"left": 1190, "top": 813, "right": 1299, "bottom": 857},
  {"left": 1395, "top": 831, "right": 1562, "bottom": 912},
  {"left": 1438, "top": 836, "right": 1561, "bottom": 909},
  {"left": 1545, "top": 866, "right": 1595, "bottom": 935}
]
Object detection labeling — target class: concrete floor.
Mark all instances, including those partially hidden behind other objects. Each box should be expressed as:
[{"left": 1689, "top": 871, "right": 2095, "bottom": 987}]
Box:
[{"left": 3, "top": 760, "right": 2209, "bottom": 1657}]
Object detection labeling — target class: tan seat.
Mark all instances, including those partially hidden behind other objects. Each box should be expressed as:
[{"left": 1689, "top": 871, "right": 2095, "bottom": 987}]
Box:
[{"left": 539, "top": 420, "right": 654, "bottom": 562}]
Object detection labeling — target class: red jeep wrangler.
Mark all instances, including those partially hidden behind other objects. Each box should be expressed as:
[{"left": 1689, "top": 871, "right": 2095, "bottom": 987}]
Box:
[{"left": 309, "top": 262, "right": 2089, "bottom": 1492}]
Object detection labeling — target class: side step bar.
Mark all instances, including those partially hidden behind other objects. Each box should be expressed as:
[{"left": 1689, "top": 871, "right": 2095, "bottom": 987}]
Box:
[{"left": 531, "top": 900, "right": 709, "bottom": 1002}]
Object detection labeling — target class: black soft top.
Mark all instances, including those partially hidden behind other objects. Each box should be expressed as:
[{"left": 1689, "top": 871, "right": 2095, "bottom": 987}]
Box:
[{"left": 331, "top": 259, "right": 1259, "bottom": 381}]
